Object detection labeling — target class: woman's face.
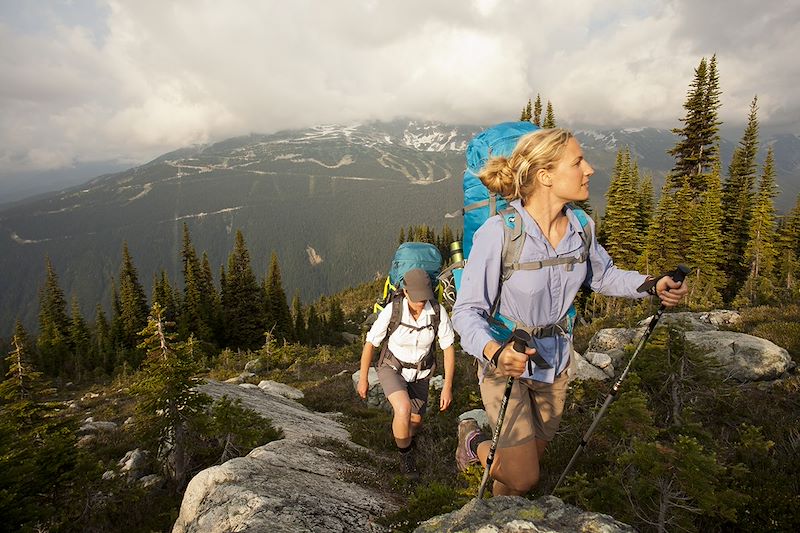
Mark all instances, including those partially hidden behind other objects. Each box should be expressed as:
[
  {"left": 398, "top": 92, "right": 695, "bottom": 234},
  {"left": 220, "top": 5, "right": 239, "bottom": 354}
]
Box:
[
  {"left": 404, "top": 291, "right": 426, "bottom": 313},
  {"left": 548, "top": 137, "right": 593, "bottom": 202}
]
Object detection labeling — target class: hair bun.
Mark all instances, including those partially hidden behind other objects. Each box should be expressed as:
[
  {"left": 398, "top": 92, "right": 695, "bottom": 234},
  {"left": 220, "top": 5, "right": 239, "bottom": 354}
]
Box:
[{"left": 479, "top": 156, "right": 516, "bottom": 197}]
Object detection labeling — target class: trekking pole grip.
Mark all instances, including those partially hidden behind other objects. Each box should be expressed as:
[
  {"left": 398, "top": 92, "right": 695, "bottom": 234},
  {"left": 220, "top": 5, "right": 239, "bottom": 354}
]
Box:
[
  {"left": 671, "top": 264, "right": 689, "bottom": 284},
  {"left": 511, "top": 329, "right": 530, "bottom": 354}
]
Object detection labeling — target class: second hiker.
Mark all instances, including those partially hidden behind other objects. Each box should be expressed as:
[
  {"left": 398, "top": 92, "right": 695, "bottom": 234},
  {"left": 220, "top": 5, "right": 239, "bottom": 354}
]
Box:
[{"left": 357, "top": 268, "right": 455, "bottom": 479}]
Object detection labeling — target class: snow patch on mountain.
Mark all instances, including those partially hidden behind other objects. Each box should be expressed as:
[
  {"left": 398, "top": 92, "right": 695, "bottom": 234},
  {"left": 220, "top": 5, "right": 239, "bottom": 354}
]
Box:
[
  {"left": 129, "top": 182, "right": 152, "bottom": 202},
  {"left": 286, "top": 155, "right": 355, "bottom": 168},
  {"left": 10, "top": 232, "right": 51, "bottom": 245},
  {"left": 174, "top": 206, "right": 244, "bottom": 221}
]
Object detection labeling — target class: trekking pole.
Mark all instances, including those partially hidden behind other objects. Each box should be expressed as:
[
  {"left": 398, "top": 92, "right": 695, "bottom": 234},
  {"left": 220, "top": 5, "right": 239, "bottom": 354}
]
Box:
[
  {"left": 552, "top": 264, "right": 689, "bottom": 493},
  {"left": 477, "top": 328, "right": 531, "bottom": 499}
]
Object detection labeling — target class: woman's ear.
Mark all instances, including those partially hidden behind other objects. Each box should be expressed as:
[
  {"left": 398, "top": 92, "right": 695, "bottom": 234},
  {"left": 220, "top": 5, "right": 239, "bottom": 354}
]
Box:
[{"left": 536, "top": 167, "right": 552, "bottom": 187}]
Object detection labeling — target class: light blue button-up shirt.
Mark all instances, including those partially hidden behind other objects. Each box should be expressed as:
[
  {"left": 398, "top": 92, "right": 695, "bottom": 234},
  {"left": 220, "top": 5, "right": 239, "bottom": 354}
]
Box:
[{"left": 452, "top": 200, "right": 649, "bottom": 383}]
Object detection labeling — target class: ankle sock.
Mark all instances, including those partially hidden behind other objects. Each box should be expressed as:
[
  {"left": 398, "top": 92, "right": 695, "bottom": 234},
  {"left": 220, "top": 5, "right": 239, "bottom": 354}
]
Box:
[
  {"left": 398, "top": 444, "right": 413, "bottom": 454},
  {"left": 468, "top": 432, "right": 489, "bottom": 456}
]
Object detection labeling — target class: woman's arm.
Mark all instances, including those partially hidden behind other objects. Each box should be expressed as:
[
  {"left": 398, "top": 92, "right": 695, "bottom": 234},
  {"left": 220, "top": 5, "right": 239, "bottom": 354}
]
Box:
[
  {"left": 451, "top": 217, "right": 505, "bottom": 361},
  {"left": 439, "top": 345, "right": 455, "bottom": 411},
  {"left": 581, "top": 215, "right": 650, "bottom": 297},
  {"left": 357, "top": 342, "right": 375, "bottom": 399},
  {"left": 357, "top": 304, "right": 393, "bottom": 399}
]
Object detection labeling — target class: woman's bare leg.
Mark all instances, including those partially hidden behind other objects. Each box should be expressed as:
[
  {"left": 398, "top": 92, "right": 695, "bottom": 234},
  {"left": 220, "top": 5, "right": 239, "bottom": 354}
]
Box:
[{"left": 475, "top": 438, "right": 546, "bottom": 496}]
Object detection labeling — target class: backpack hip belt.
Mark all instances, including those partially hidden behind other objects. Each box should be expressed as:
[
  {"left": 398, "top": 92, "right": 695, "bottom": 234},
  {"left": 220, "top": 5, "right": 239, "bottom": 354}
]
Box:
[
  {"left": 378, "top": 345, "right": 437, "bottom": 381},
  {"left": 488, "top": 314, "right": 571, "bottom": 339}
]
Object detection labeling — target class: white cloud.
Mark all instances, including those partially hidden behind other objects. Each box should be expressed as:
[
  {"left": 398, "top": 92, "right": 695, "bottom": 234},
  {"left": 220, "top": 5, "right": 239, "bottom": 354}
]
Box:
[{"left": 0, "top": 0, "right": 797, "bottom": 177}]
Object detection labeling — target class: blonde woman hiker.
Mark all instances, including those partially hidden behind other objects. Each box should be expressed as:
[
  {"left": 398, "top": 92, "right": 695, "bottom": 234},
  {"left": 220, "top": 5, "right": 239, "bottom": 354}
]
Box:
[
  {"left": 358, "top": 268, "right": 456, "bottom": 479},
  {"left": 451, "top": 128, "right": 688, "bottom": 496}
]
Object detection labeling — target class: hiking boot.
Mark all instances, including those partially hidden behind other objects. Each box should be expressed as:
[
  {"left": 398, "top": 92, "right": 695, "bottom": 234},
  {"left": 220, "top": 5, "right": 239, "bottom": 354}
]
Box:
[
  {"left": 399, "top": 449, "right": 419, "bottom": 481},
  {"left": 456, "top": 418, "right": 481, "bottom": 472}
]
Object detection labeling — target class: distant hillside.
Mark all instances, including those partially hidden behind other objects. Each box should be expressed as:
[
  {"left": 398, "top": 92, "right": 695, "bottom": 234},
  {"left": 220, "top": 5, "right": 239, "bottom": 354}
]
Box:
[{"left": 1, "top": 120, "right": 798, "bottom": 336}]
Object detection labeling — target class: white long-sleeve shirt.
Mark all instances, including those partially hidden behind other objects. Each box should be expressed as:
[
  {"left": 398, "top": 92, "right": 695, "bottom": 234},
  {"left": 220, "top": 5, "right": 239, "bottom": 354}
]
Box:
[{"left": 366, "top": 298, "right": 455, "bottom": 382}]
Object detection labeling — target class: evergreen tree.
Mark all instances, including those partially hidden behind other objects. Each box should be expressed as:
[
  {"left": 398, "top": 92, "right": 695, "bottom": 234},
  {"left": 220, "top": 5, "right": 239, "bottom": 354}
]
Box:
[
  {"left": 200, "top": 253, "right": 222, "bottom": 342},
  {"left": 542, "top": 101, "right": 556, "bottom": 128},
  {"left": 306, "top": 304, "right": 322, "bottom": 345},
  {"left": 221, "top": 230, "right": 265, "bottom": 349},
  {"left": 0, "top": 321, "right": 79, "bottom": 530},
  {"left": 291, "top": 293, "right": 306, "bottom": 344},
  {"left": 179, "top": 225, "right": 215, "bottom": 343},
  {"left": 0, "top": 321, "right": 44, "bottom": 401},
  {"left": 93, "top": 304, "right": 114, "bottom": 374},
  {"left": 68, "top": 297, "right": 91, "bottom": 382},
  {"left": 776, "top": 194, "right": 800, "bottom": 299},
  {"left": 687, "top": 160, "right": 725, "bottom": 307},
  {"left": 641, "top": 180, "right": 687, "bottom": 275},
  {"left": 533, "top": 94, "right": 543, "bottom": 126},
  {"left": 722, "top": 96, "right": 760, "bottom": 298},
  {"left": 601, "top": 148, "right": 641, "bottom": 268},
  {"left": 520, "top": 98, "right": 532, "bottom": 121},
  {"left": 734, "top": 148, "right": 778, "bottom": 306},
  {"left": 153, "top": 270, "right": 179, "bottom": 326},
  {"left": 116, "top": 242, "right": 149, "bottom": 355},
  {"left": 327, "top": 297, "right": 345, "bottom": 336},
  {"left": 36, "top": 258, "right": 71, "bottom": 378},
  {"left": 637, "top": 174, "right": 655, "bottom": 234},
  {"left": 132, "top": 303, "right": 210, "bottom": 490},
  {"left": 667, "top": 56, "right": 722, "bottom": 193},
  {"left": 265, "top": 252, "right": 292, "bottom": 342}
]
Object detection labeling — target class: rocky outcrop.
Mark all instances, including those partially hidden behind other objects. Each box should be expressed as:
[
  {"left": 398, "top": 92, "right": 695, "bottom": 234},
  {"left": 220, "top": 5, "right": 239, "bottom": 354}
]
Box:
[
  {"left": 172, "top": 380, "right": 395, "bottom": 533},
  {"left": 352, "top": 367, "right": 391, "bottom": 411},
  {"left": 416, "top": 495, "right": 634, "bottom": 532},
  {"left": 174, "top": 440, "right": 389, "bottom": 533},
  {"left": 684, "top": 331, "right": 793, "bottom": 381},
  {"left": 582, "top": 310, "right": 794, "bottom": 382}
]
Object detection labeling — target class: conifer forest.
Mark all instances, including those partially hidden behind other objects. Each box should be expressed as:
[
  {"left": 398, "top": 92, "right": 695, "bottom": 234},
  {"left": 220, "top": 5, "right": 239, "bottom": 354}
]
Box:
[{"left": 1, "top": 56, "right": 799, "bottom": 533}]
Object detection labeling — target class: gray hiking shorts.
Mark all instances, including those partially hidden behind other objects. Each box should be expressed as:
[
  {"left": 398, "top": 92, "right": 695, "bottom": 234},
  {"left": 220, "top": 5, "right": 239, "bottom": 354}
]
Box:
[{"left": 376, "top": 363, "right": 430, "bottom": 416}]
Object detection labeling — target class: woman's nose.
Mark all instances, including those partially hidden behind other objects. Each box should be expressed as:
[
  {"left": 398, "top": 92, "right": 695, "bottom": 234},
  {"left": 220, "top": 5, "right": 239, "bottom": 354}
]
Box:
[{"left": 582, "top": 160, "right": 594, "bottom": 176}]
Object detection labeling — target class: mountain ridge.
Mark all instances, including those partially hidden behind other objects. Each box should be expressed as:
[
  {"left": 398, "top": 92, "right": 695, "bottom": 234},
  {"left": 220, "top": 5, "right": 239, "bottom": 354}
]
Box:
[{"left": 1, "top": 119, "right": 798, "bottom": 336}]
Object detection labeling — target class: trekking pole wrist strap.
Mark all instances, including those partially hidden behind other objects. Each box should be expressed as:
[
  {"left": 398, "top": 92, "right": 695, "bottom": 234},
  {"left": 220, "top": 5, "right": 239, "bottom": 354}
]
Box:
[
  {"left": 490, "top": 341, "right": 508, "bottom": 367},
  {"left": 637, "top": 275, "right": 664, "bottom": 296}
]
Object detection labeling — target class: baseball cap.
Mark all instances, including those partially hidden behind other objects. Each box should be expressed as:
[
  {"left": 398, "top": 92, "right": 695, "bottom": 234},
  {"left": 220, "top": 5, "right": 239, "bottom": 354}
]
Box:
[{"left": 403, "top": 268, "right": 434, "bottom": 303}]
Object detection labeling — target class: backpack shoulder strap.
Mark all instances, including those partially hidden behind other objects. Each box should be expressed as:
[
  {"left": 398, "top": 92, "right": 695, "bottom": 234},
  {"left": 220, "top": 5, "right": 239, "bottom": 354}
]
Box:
[
  {"left": 570, "top": 206, "right": 592, "bottom": 257},
  {"left": 431, "top": 301, "right": 441, "bottom": 334},
  {"left": 499, "top": 206, "right": 525, "bottom": 283},
  {"left": 386, "top": 295, "right": 404, "bottom": 338}
]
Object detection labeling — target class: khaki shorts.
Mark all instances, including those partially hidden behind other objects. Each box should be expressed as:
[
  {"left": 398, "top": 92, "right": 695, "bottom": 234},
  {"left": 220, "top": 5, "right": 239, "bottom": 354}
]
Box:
[
  {"left": 479, "top": 355, "right": 574, "bottom": 447},
  {"left": 376, "top": 363, "right": 430, "bottom": 416}
]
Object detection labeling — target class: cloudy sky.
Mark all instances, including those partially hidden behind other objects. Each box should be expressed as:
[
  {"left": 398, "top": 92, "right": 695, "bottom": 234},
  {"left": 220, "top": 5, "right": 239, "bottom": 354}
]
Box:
[{"left": 1, "top": 0, "right": 798, "bottom": 183}]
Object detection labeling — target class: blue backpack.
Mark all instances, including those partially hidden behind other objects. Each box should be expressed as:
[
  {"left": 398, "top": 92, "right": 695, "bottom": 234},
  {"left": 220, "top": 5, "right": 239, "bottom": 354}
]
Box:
[
  {"left": 462, "top": 121, "right": 540, "bottom": 258},
  {"left": 441, "top": 122, "right": 592, "bottom": 342},
  {"left": 372, "top": 241, "right": 443, "bottom": 314}
]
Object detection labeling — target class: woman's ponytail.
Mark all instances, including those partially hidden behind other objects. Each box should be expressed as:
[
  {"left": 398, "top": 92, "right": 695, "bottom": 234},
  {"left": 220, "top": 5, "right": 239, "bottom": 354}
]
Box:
[{"left": 479, "top": 156, "right": 517, "bottom": 198}]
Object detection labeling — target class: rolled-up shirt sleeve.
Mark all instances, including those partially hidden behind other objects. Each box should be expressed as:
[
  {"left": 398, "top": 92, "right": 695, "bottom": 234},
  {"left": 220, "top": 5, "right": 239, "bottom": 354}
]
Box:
[
  {"left": 584, "top": 217, "right": 650, "bottom": 298},
  {"left": 365, "top": 302, "right": 393, "bottom": 346},
  {"left": 437, "top": 307, "right": 455, "bottom": 350},
  {"left": 451, "top": 217, "right": 505, "bottom": 360}
]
